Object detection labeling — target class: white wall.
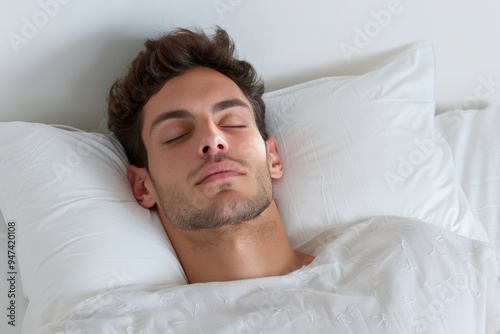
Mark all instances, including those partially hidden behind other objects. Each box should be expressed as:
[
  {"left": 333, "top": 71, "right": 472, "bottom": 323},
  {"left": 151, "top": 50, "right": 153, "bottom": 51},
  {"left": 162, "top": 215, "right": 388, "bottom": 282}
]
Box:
[{"left": 1, "top": 0, "right": 499, "bottom": 130}]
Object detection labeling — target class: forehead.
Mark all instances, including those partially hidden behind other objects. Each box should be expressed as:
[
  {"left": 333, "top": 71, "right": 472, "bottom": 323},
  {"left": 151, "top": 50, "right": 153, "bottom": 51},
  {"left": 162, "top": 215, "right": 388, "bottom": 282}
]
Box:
[{"left": 144, "top": 67, "right": 248, "bottom": 116}]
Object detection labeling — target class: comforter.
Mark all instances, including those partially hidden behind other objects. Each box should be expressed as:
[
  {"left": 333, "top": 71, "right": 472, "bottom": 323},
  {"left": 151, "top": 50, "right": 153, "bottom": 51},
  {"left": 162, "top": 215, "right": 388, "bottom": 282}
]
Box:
[{"left": 41, "top": 216, "right": 500, "bottom": 334}]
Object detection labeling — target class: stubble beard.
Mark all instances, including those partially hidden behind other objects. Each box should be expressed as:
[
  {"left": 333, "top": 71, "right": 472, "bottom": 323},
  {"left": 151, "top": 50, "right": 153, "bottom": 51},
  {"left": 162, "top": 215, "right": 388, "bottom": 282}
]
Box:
[{"left": 150, "top": 156, "right": 274, "bottom": 231}]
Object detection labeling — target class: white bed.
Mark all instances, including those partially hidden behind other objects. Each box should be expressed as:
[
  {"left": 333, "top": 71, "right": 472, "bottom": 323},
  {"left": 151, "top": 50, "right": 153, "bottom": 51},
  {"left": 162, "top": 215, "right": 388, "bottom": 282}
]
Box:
[{"left": 1, "top": 1, "right": 500, "bottom": 333}]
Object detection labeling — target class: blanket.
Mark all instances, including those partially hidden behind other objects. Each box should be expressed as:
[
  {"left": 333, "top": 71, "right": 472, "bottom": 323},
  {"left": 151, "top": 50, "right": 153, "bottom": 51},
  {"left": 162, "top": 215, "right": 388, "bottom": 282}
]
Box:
[{"left": 40, "top": 216, "right": 500, "bottom": 334}]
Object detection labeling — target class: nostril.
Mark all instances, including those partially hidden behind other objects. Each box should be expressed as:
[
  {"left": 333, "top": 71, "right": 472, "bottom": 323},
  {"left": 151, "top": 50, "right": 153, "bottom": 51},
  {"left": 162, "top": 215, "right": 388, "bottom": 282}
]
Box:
[
  {"left": 217, "top": 144, "right": 224, "bottom": 149},
  {"left": 202, "top": 146, "right": 209, "bottom": 153}
]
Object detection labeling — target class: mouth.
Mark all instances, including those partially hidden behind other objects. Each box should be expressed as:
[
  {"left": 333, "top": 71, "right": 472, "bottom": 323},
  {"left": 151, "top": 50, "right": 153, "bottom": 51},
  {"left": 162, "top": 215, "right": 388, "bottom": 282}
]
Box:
[{"left": 195, "top": 163, "right": 246, "bottom": 186}]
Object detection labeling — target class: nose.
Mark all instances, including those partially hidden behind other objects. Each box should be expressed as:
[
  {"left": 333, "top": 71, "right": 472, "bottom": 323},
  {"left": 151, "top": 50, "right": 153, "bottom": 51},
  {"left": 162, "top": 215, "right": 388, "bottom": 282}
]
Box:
[{"left": 198, "top": 124, "right": 229, "bottom": 157}]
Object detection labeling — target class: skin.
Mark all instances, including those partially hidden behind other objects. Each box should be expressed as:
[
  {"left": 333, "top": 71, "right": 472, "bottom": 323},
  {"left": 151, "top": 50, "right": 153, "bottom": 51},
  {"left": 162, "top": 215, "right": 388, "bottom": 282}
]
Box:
[{"left": 128, "top": 66, "right": 314, "bottom": 283}]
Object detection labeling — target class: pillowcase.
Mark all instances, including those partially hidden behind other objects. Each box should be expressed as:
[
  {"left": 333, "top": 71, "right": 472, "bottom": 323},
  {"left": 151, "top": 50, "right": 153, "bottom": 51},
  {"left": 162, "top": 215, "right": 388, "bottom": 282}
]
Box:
[
  {"left": 0, "top": 124, "right": 187, "bottom": 332},
  {"left": 434, "top": 105, "right": 500, "bottom": 246},
  {"left": 263, "top": 45, "right": 488, "bottom": 247}
]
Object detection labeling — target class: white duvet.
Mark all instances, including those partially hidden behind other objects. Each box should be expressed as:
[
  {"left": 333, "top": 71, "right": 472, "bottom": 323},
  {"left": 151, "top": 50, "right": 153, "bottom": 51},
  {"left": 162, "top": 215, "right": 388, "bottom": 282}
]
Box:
[{"left": 41, "top": 217, "right": 500, "bottom": 334}]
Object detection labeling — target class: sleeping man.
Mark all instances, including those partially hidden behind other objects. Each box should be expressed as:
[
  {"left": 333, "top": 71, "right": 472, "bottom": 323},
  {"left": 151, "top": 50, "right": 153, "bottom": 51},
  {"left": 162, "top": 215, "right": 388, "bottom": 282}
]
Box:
[
  {"left": 103, "top": 27, "right": 500, "bottom": 332},
  {"left": 107, "top": 27, "right": 314, "bottom": 284}
]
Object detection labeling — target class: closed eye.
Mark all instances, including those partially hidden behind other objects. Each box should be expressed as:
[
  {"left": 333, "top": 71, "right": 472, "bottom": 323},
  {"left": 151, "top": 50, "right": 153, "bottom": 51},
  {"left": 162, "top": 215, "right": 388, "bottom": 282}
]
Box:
[
  {"left": 218, "top": 113, "right": 248, "bottom": 129},
  {"left": 222, "top": 125, "right": 246, "bottom": 128},
  {"left": 220, "top": 120, "right": 247, "bottom": 128},
  {"left": 164, "top": 132, "right": 190, "bottom": 144}
]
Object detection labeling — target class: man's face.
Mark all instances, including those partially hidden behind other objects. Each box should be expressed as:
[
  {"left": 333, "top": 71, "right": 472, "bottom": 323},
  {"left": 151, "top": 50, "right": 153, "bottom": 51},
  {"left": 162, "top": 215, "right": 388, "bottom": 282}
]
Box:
[{"left": 138, "top": 67, "right": 282, "bottom": 231}]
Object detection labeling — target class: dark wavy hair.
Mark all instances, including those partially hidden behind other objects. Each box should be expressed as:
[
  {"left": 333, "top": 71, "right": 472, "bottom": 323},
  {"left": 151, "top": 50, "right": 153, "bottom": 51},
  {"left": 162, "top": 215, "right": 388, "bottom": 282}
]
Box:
[{"left": 107, "top": 27, "right": 267, "bottom": 169}]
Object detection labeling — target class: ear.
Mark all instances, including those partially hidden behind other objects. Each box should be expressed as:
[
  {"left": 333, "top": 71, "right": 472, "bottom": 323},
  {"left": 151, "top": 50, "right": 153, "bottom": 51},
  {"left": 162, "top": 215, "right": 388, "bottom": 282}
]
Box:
[
  {"left": 265, "top": 136, "right": 283, "bottom": 179},
  {"left": 127, "top": 165, "right": 157, "bottom": 209}
]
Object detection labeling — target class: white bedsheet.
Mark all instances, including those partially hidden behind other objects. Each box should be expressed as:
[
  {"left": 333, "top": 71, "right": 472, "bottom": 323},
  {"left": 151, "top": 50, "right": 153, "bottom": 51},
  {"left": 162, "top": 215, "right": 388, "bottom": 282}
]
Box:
[{"left": 40, "top": 216, "right": 500, "bottom": 334}]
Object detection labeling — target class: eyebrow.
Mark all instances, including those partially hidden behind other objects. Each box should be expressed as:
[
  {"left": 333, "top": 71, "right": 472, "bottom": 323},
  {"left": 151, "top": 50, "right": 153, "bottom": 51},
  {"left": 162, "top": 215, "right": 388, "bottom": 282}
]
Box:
[{"left": 149, "top": 98, "right": 251, "bottom": 135}]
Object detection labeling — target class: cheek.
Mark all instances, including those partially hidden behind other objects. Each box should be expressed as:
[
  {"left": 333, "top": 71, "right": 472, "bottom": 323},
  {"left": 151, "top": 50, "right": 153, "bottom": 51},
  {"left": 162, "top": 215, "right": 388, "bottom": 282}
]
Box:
[
  {"left": 234, "top": 136, "right": 267, "bottom": 161},
  {"left": 148, "top": 149, "right": 186, "bottom": 180}
]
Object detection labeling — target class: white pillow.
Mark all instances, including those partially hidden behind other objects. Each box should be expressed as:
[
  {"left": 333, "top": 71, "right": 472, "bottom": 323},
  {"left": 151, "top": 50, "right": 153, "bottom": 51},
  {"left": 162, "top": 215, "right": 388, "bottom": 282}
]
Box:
[
  {"left": 263, "top": 45, "right": 488, "bottom": 247},
  {"left": 0, "top": 124, "right": 187, "bottom": 333},
  {"left": 435, "top": 106, "right": 500, "bottom": 246}
]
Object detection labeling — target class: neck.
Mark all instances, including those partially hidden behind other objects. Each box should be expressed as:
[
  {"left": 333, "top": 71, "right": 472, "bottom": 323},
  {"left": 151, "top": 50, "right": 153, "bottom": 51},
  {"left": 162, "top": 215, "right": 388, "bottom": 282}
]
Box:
[{"left": 161, "top": 202, "right": 313, "bottom": 283}]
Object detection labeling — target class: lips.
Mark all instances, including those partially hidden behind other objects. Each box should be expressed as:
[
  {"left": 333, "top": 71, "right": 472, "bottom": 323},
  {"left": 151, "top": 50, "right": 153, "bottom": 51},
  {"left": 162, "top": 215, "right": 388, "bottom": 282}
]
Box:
[{"left": 195, "top": 162, "right": 246, "bottom": 185}]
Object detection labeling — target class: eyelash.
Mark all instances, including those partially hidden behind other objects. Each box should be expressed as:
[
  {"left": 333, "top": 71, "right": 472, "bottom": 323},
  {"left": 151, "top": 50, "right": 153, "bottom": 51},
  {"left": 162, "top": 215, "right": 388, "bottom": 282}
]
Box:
[
  {"left": 164, "top": 133, "right": 189, "bottom": 144},
  {"left": 163, "top": 125, "right": 246, "bottom": 145},
  {"left": 222, "top": 125, "right": 246, "bottom": 128}
]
